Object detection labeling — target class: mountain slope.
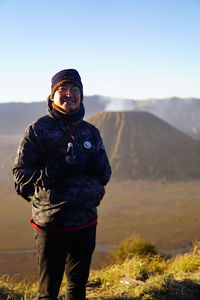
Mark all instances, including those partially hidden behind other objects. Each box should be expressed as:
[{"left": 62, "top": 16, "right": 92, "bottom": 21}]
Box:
[
  {"left": 132, "top": 97, "right": 200, "bottom": 139},
  {"left": 88, "top": 111, "right": 200, "bottom": 180}
]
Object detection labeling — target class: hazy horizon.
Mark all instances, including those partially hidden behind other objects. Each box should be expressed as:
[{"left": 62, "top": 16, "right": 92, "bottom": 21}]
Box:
[{"left": 0, "top": 94, "right": 200, "bottom": 105}]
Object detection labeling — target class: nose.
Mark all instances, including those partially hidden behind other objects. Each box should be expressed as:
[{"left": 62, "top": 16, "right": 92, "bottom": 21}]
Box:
[{"left": 65, "top": 88, "right": 72, "bottom": 97}]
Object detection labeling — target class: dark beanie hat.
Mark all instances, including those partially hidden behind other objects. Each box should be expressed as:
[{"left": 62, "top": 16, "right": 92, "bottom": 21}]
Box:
[{"left": 50, "top": 69, "right": 83, "bottom": 100}]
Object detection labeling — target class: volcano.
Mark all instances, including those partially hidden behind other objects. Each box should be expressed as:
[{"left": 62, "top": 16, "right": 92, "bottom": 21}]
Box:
[{"left": 88, "top": 111, "right": 200, "bottom": 180}]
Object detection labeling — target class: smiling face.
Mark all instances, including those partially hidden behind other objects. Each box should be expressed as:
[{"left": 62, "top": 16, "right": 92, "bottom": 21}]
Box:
[{"left": 52, "top": 83, "right": 81, "bottom": 113}]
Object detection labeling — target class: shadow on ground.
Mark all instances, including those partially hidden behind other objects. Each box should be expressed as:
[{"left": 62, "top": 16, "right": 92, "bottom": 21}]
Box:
[
  {"left": 149, "top": 278, "right": 200, "bottom": 300},
  {"left": 0, "top": 288, "right": 24, "bottom": 300},
  {"left": 87, "top": 278, "right": 200, "bottom": 300}
]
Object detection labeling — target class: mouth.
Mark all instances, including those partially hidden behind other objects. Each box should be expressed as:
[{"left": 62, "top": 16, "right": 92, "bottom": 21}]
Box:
[{"left": 63, "top": 98, "right": 74, "bottom": 104}]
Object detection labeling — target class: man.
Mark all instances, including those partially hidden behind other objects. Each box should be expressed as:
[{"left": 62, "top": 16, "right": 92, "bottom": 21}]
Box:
[{"left": 13, "top": 69, "right": 111, "bottom": 300}]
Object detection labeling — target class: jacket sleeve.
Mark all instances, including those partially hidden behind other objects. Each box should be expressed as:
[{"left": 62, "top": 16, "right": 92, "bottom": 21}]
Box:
[
  {"left": 12, "top": 124, "right": 79, "bottom": 189},
  {"left": 13, "top": 125, "right": 44, "bottom": 187}
]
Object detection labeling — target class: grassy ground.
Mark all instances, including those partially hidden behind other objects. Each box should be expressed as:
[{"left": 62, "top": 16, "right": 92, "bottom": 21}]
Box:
[{"left": 1, "top": 250, "right": 200, "bottom": 299}]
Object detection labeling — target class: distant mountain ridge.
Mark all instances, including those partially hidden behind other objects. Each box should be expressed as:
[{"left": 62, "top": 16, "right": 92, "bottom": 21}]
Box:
[
  {"left": 1, "top": 96, "right": 200, "bottom": 138},
  {"left": 0, "top": 96, "right": 108, "bottom": 135},
  {"left": 132, "top": 97, "right": 200, "bottom": 139},
  {"left": 0, "top": 101, "right": 46, "bottom": 135}
]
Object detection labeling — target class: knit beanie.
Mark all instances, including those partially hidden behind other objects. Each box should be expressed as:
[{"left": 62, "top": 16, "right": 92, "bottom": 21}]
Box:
[{"left": 50, "top": 69, "right": 83, "bottom": 100}]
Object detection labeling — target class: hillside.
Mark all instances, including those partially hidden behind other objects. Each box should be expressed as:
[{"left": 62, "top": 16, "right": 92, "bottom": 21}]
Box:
[
  {"left": 88, "top": 110, "right": 200, "bottom": 180},
  {"left": 132, "top": 97, "right": 200, "bottom": 139},
  {"left": 1, "top": 248, "right": 200, "bottom": 299}
]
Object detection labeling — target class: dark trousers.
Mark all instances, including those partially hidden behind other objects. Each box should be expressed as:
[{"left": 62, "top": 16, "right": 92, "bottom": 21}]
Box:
[{"left": 34, "top": 225, "right": 96, "bottom": 300}]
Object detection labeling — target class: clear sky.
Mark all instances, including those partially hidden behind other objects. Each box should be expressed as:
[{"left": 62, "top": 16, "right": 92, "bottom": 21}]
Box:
[{"left": 0, "top": 0, "right": 200, "bottom": 102}]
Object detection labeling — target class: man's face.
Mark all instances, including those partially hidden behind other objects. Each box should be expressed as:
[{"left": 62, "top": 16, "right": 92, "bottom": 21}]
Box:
[{"left": 53, "top": 83, "right": 81, "bottom": 113}]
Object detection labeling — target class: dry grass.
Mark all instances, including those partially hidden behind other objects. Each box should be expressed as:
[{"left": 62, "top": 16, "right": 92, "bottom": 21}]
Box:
[
  {"left": 85, "top": 251, "right": 200, "bottom": 300},
  {"left": 1, "top": 250, "right": 200, "bottom": 299}
]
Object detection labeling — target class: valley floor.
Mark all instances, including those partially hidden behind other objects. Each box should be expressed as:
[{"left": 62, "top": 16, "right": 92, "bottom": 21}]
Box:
[{"left": 1, "top": 180, "right": 200, "bottom": 279}]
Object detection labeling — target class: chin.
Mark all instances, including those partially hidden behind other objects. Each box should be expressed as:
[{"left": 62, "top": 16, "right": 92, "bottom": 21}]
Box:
[
  {"left": 63, "top": 106, "right": 76, "bottom": 114},
  {"left": 62, "top": 104, "right": 72, "bottom": 111}
]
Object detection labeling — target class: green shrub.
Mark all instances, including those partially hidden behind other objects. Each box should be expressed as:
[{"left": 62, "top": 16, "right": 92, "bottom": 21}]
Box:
[{"left": 109, "top": 235, "right": 158, "bottom": 263}]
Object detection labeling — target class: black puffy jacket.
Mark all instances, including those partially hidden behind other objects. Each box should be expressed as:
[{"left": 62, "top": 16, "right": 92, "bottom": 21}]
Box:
[{"left": 13, "top": 110, "right": 111, "bottom": 228}]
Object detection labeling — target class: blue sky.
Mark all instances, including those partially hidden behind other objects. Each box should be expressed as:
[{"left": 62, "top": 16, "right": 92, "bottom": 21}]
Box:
[{"left": 0, "top": 0, "right": 200, "bottom": 102}]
